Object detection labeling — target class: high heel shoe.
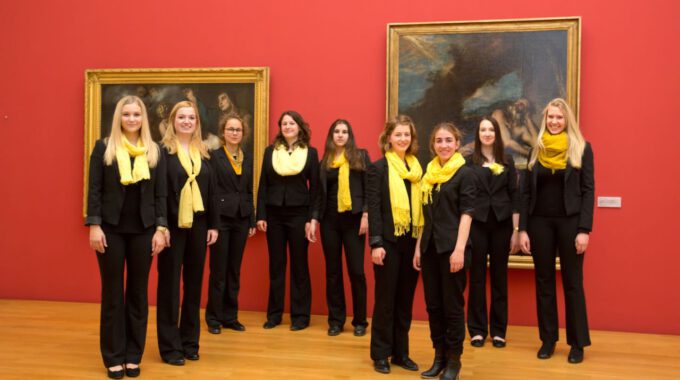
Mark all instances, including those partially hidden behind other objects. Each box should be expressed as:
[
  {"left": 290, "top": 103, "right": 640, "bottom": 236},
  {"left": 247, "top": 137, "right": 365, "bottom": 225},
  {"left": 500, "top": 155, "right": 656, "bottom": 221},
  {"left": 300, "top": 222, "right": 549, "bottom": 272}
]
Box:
[
  {"left": 125, "top": 363, "right": 140, "bottom": 377},
  {"left": 106, "top": 366, "right": 124, "bottom": 379}
]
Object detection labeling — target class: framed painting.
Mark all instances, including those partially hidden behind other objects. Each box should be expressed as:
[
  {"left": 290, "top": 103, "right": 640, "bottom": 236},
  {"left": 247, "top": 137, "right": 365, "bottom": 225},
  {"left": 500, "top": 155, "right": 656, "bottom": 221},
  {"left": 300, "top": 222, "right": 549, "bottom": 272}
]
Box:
[
  {"left": 387, "top": 17, "right": 580, "bottom": 269},
  {"left": 83, "top": 67, "right": 269, "bottom": 215}
]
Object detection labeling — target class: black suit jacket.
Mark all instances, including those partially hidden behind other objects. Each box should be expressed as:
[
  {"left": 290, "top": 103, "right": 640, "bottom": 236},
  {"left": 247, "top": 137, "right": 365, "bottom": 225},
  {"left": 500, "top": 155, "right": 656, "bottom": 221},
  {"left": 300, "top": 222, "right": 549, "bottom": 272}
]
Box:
[
  {"left": 164, "top": 148, "right": 219, "bottom": 229},
  {"left": 466, "top": 155, "right": 519, "bottom": 223},
  {"left": 419, "top": 165, "right": 476, "bottom": 254},
  {"left": 519, "top": 142, "right": 595, "bottom": 232},
  {"left": 85, "top": 139, "right": 167, "bottom": 228},
  {"left": 256, "top": 145, "right": 319, "bottom": 221},
  {"left": 209, "top": 148, "right": 255, "bottom": 227},
  {"left": 312, "top": 149, "right": 370, "bottom": 221}
]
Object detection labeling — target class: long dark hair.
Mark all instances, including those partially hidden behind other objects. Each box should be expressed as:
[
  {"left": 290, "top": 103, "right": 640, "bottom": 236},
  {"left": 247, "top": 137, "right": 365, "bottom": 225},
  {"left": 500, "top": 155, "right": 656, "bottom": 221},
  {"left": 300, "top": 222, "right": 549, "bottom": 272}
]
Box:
[
  {"left": 320, "top": 119, "right": 366, "bottom": 171},
  {"left": 273, "top": 110, "right": 311, "bottom": 149},
  {"left": 472, "top": 116, "right": 507, "bottom": 165}
]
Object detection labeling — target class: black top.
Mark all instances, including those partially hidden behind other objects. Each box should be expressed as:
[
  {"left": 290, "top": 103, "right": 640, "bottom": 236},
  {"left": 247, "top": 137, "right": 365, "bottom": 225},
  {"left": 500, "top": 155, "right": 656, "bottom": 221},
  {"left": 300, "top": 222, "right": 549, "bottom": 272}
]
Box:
[
  {"left": 465, "top": 154, "right": 520, "bottom": 223},
  {"left": 313, "top": 149, "right": 370, "bottom": 221},
  {"left": 208, "top": 147, "right": 255, "bottom": 228},
  {"left": 533, "top": 165, "right": 566, "bottom": 216}
]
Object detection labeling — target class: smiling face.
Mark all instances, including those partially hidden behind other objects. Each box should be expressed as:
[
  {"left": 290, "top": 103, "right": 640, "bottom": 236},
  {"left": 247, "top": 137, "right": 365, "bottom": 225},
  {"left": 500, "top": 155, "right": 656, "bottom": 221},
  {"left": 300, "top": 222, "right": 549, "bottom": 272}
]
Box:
[
  {"left": 388, "top": 123, "right": 412, "bottom": 155},
  {"left": 478, "top": 119, "right": 496, "bottom": 147},
  {"left": 280, "top": 114, "right": 300, "bottom": 143},
  {"left": 433, "top": 128, "right": 460, "bottom": 163},
  {"left": 332, "top": 123, "right": 349, "bottom": 148},
  {"left": 120, "top": 103, "right": 143, "bottom": 138},
  {"left": 223, "top": 117, "right": 243, "bottom": 147},
  {"left": 173, "top": 106, "right": 197, "bottom": 138},
  {"left": 546, "top": 106, "right": 566, "bottom": 135}
]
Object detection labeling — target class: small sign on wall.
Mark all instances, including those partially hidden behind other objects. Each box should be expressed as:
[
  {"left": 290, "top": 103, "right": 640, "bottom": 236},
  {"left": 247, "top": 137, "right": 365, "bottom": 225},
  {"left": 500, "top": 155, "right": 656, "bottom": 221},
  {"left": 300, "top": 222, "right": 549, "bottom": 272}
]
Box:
[{"left": 597, "top": 196, "right": 622, "bottom": 208}]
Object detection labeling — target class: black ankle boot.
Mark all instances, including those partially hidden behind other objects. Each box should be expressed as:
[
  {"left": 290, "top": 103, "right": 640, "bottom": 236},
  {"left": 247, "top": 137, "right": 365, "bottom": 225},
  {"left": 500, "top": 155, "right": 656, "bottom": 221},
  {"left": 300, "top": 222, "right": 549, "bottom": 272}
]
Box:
[
  {"left": 439, "top": 351, "right": 461, "bottom": 380},
  {"left": 420, "top": 346, "right": 446, "bottom": 378}
]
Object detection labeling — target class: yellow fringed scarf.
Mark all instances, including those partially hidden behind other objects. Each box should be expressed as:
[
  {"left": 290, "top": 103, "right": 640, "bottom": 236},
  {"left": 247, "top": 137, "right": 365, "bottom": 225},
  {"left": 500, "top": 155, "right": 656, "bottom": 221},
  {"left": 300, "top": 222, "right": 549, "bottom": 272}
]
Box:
[
  {"left": 385, "top": 151, "right": 424, "bottom": 238},
  {"left": 224, "top": 146, "right": 243, "bottom": 175},
  {"left": 421, "top": 152, "right": 466, "bottom": 204},
  {"left": 330, "top": 152, "right": 352, "bottom": 212},
  {"left": 488, "top": 162, "right": 505, "bottom": 175},
  {"left": 176, "top": 142, "right": 204, "bottom": 228},
  {"left": 538, "top": 131, "right": 568, "bottom": 173},
  {"left": 272, "top": 144, "right": 308, "bottom": 176},
  {"left": 116, "top": 136, "right": 150, "bottom": 185}
]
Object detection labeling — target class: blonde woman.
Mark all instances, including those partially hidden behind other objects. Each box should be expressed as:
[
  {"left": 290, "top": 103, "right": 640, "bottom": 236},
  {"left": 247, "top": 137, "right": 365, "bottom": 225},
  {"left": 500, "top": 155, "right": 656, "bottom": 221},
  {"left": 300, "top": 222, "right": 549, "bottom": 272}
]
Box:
[
  {"left": 85, "top": 95, "right": 167, "bottom": 379},
  {"left": 519, "top": 98, "right": 594, "bottom": 364},
  {"left": 156, "top": 101, "right": 219, "bottom": 365}
]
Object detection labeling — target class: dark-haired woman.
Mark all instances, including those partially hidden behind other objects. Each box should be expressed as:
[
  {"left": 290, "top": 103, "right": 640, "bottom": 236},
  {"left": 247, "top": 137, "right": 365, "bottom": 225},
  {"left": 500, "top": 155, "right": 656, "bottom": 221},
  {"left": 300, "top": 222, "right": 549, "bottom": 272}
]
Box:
[
  {"left": 257, "top": 110, "right": 319, "bottom": 331},
  {"left": 414, "top": 122, "right": 475, "bottom": 380},
  {"left": 367, "top": 115, "right": 422, "bottom": 374},
  {"left": 466, "top": 116, "right": 520, "bottom": 349},
  {"left": 85, "top": 95, "right": 167, "bottom": 379},
  {"left": 205, "top": 114, "right": 256, "bottom": 334},
  {"left": 312, "top": 119, "right": 370, "bottom": 337},
  {"left": 519, "top": 98, "right": 594, "bottom": 364}
]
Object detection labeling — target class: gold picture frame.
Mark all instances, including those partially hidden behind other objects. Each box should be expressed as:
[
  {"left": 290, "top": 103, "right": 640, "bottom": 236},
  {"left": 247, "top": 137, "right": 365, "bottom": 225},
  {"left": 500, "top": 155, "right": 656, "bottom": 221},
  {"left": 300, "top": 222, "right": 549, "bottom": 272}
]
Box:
[
  {"left": 387, "top": 17, "right": 581, "bottom": 269},
  {"left": 83, "top": 67, "right": 270, "bottom": 215}
]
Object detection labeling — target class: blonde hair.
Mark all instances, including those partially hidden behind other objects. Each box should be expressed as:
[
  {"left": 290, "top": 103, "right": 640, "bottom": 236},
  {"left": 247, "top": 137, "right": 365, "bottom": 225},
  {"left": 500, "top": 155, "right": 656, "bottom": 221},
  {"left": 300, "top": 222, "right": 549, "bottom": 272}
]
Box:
[
  {"left": 378, "top": 115, "right": 419, "bottom": 155},
  {"left": 528, "top": 98, "right": 586, "bottom": 170},
  {"left": 103, "top": 96, "right": 159, "bottom": 167},
  {"left": 161, "top": 101, "right": 210, "bottom": 159}
]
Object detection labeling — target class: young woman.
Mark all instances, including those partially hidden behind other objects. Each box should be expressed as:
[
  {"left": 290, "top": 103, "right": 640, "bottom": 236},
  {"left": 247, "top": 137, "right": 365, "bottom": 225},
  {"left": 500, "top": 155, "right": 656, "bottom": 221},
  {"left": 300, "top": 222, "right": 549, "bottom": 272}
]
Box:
[
  {"left": 312, "top": 119, "right": 370, "bottom": 337},
  {"left": 205, "top": 114, "right": 256, "bottom": 334},
  {"left": 466, "top": 116, "right": 520, "bottom": 348},
  {"left": 85, "top": 95, "right": 167, "bottom": 379},
  {"left": 519, "top": 98, "right": 594, "bottom": 364},
  {"left": 256, "top": 110, "right": 319, "bottom": 331},
  {"left": 367, "top": 115, "right": 422, "bottom": 374},
  {"left": 413, "top": 122, "right": 475, "bottom": 380},
  {"left": 156, "top": 101, "right": 219, "bottom": 365}
]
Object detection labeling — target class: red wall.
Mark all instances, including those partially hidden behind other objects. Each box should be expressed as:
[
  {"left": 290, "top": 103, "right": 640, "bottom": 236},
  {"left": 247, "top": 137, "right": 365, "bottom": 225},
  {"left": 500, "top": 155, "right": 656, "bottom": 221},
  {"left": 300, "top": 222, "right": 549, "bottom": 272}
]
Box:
[{"left": 2, "top": 0, "right": 679, "bottom": 335}]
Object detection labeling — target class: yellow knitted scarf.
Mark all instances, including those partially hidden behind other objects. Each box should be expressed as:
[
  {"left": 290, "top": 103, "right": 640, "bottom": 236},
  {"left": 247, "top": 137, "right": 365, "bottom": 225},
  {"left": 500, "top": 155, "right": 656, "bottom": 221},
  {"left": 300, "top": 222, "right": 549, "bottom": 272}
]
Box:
[
  {"left": 176, "top": 142, "right": 205, "bottom": 228},
  {"left": 421, "top": 152, "right": 466, "bottom": 204},
  {"left": 330, "top": 152, "right": 352, "bottom": 212},
  {"left": 224, "top": 146, "right": 243, "bottom": 175},
  {"left": 385, "top": 151, "right": 423, "bottom": 237},
  {"left": 272, "top": 144, "right": 308, "bottom": 176},
  {"left": 116, "top": 136, "right": 150, "bottom": 185},
  {"left": 538, "top": 131, "right": 568, "bottom": 173}
]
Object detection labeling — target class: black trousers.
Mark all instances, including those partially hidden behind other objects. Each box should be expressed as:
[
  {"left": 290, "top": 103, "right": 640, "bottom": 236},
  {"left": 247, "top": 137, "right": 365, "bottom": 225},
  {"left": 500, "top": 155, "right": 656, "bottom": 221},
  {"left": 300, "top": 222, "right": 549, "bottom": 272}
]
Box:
[
  {"left": 467, "top": 212, "right": 512, "bottom": 339},
  {"left": 320, "top": 211, "right": 367, "bottom": 328},
  {"left": 265, "top": 205, "right": 311, "bottom": 326},
  {"left": 205, "top": 216, "right": 250, "bottom": 327},
  {"left": 157, "top": 215, "right": 208, "bottom": 360},
  {"left": 421, "top": 242, "right": 467, "bottom": 355},
  {"left": 96, "top": 228, "right": 154, "bottom": 367},
  {"left": 528, "top": 214, "right": 591, "bottom": 347},
  {"left": 370, "top": 235, "right": 419, "bottom": 360}
]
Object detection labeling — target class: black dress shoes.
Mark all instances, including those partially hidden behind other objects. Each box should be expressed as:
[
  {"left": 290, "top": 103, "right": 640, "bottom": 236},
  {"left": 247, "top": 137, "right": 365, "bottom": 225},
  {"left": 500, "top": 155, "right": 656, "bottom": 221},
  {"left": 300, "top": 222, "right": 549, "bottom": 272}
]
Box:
[
  {"left": 124, "top": 365, "right": 141, "bottom": 378},
  {"left": 328, "top": 325, "right": 343, "bottom": 336},
  {"left": 537, "top": 341, "right": 556, "bottom": 359},
  {"left": 470, "top": 337, "right": 485, "bottom": 347},
  {"left": 263, "top": 320, "right": 280, "bottom": 329},
  {"left": 184, "top": 353, "right": 200, "bottom": 361},
  {"left": 208, "top": 325, "right": 221, "bottom": 334},
  {"left": 290, "top": 323, "right": 309, "bottom": 331},
  {"left": 353, "top": 325, "right": 367, "bottom": 337},
  {"left": 162, "top": 357, "right": 185, "bottom": 366},
  {"left": 224, "top": 320, "right": 246, "bottom": 331},
  {"left": 106, "top": 367, "right": 124, "bottom": 379},
  {"left": 373, "top": 359, "right": 391, "bottom": 374},
  {"left": 568, "top": 346, "right": 584, "bottom": 363},
  {"left": 492, "top": 337, "right": 507, "bottom": 348},
  {"left": 391, "top": 356, "right": 419, "bottom": 371}
]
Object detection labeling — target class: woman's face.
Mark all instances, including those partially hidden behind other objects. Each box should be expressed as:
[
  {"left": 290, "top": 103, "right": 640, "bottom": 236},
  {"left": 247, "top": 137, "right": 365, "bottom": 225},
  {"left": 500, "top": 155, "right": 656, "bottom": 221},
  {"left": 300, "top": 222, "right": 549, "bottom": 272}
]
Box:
[
  {"left": 546, "top": 106, "right": 566, "bottom": 135},
  {"left": 174, "top": 106, "right": 197, "bottom": 137},
  {"left": 332, "top": 123, "right": 349, "bottom": 148},
  {"left": 120, "top": 103, "right": 143, "bottom": 137},
  {"left": 218, "top": 94, "right": 232, "bottom": 111},
  {"left": 433, "top": 128, "right": 460, "bottom": 163},
  {"left": 223, "top": 118, "right": 243, "bottom": 147},
  {"left": 280, "top": 114, "right": 300, "bottom": 141},
  {"left": 479, "top": 119, "right": 496, "bottom": 147},
  {"left": 388, "top": 123, "right": 412, "bottom": 155}
]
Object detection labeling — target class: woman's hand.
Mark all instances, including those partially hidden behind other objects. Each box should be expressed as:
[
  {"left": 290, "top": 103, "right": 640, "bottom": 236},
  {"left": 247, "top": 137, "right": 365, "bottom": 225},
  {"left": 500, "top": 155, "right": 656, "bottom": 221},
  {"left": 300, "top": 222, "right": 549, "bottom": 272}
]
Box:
[
  {"left": 371, "top": 247, "right": 386, "bottom": 265},
  {"left": 163, "top": 230, "right": 171, "bottom": 247},
  {"left": 248, "top": 227, "right": 256, "bottom": 237},
  {"left": 413, "top": 247, "right": 421, "bottom": 271},
  {"left": 449, "top": 249, "right": 464, "bottom": 273},
  {"left": 306, "top": 220, "right": 318, "bottom": 243},
  {"left": 206, "top": 229, "right": 219, "bottom": 245},
  {"left": 358, "top": 213, "right": 369, "bottom": 236},
  {"left": 256, "top": 220, "right": 267, "bottom": 232},
  {"left": 151, "top": 230, "right": 166, "bottom": 256},
  {"left": 575, "top": 232, "right": 589, "bottom": 254},
  {"left": 509, "top": 230, "right": 521, "bottom": 254},
  {"left": 519, "top": 231, "right": 531, "bottom": 254},
  {"left": 89, "top": 225, "right": 107, "bottom": 253}
]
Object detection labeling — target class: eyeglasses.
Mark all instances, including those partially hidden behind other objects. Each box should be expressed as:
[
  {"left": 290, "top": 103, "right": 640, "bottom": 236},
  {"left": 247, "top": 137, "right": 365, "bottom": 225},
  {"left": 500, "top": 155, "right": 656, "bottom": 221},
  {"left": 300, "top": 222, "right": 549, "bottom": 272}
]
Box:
[{"left": 225, "top": 128, "right": 243, "bottom": 134}]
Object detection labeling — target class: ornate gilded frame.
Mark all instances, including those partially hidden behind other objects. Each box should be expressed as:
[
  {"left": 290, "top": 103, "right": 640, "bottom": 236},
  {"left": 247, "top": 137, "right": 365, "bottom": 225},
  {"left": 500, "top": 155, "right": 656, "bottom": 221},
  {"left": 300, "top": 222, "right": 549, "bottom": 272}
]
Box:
[
  {"left": 83, "top": 67, "right": 269, "bottom": 215},
  {"left": 387, "top": 17, "right": 581, "bottom": 269}
]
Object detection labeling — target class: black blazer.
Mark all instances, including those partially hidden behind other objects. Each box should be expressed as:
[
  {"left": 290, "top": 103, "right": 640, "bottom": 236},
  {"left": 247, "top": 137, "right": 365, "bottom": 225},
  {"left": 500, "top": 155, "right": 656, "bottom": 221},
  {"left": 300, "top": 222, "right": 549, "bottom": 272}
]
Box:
[
  {"left": 466, "top": 155, "right": 519, "bottom": 223},
  {"left": 209, "top": 147, "right": 255, "bottom": 227},
  {"left": 312, "top": 149, "right": 370, "bottom": 221},
  {"left": 164, "top": 148, "right": 219, "bottom": 229},
  {"left": 419, "top": 166, "right": 476, "bottom": 254},
  {"left": 85, "top": 139, "right": 167, "bottom": 228},
  {"left": 519, "top": 142, "right": 595, "bottom": 232},
  {"left": 256, "top": 145, "right": 319, "bottom": 221}
]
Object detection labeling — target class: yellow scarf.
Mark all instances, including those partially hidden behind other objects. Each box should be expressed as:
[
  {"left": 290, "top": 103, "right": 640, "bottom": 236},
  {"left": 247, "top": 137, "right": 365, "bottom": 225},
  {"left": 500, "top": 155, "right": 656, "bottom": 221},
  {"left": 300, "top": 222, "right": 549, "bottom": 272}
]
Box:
[
  {"left": 330, "top": 152, "right": 352, "bottom": 212},
  {"left": 421, "top": 152, "right": 466, "bottom": 204},
  {"left": 385, "top": 151, "right": 424, "bottom": 237},
  {"left": 176, "top": 142, "right": 205, "bottom": 228},
  {"left": 272, "top": 144, "right": 308, "bottom": 176},
  {"left": 488, "top": 162, "right": 504, "bottom": 175},
  {"left": 224, "top": 146, "right": 243, "bottom": 175},
  {"left": 116, "top": 136, "right": 150, "bottom": 185},
  {"left": 538, "top": 131, "right": 568, "bottom": 173}
]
